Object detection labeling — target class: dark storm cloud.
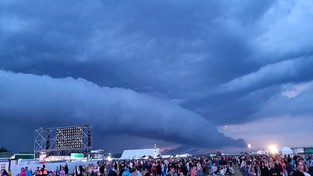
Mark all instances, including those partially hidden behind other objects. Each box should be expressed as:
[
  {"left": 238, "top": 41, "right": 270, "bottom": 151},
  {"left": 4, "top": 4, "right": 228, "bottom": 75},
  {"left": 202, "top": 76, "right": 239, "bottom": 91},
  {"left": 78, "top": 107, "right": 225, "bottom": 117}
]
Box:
[
  {"left": 257, "top": 81, "right": 313, "bottom": 117},
  {"left": 0, "top": 70, "right": 245, "bottom": 152},
  {"left": 0, "top": 0, "right": 253, "bottom": 91},
  {"left": 220, "top": 57, "right": 313, "bottom": 93},
  {"left": 1, "top": 0, "right": 313, "bottom": 152}
]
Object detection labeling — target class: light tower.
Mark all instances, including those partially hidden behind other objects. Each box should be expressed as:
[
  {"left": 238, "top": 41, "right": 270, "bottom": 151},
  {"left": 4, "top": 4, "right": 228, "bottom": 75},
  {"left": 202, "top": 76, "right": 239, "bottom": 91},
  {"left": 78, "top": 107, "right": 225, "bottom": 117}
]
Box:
[
  {"left": 247, "top": 144, "right": 252, "bottom": 154},
  {"left": 154, "top": 144, "right": 157, "bottom": 158},
  {"left": 34, "top": 125, "right": 92, "bottom": 156}
]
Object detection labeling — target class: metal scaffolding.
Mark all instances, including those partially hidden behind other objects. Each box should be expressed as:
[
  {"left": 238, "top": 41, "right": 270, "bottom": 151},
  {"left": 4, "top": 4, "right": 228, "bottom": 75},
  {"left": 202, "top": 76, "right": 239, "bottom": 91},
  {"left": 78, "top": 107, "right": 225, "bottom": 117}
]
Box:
[{"left": 34, "top": 124, "right": 92, "bottom": 156}]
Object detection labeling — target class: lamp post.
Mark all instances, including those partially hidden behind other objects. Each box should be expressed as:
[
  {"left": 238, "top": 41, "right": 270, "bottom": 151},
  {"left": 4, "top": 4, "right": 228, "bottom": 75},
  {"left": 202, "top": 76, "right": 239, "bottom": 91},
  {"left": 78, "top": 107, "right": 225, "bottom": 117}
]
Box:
[
  {"left": 107, "top": 153, "right": 112, "bottom": 161},
  {"left": 269, "top": 145, "right": 278, "bottom": 155}
]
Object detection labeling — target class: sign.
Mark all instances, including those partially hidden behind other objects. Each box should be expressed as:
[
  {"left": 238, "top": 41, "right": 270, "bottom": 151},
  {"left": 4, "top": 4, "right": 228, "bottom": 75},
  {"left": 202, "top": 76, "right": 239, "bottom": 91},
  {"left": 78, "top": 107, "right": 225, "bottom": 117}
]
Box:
[
  {"left": 1, "top": 163, "right": 6, "bottom": 169},
  {"left": 0, "top": 162, "right": 8, "bottom": 172},
  {"left": 13, "top": 154, "right": 35, "bottom": 160},
  {"left": 71, "top": 153, "right": 83, "bottom": 160}
]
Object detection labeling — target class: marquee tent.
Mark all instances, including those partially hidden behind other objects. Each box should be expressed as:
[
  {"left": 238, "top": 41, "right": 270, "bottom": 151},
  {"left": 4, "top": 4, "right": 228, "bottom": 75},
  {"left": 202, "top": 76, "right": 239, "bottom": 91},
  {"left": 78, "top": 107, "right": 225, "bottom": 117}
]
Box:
[
  {"left": 256, "top": 149, "right": 266, "bottom": 155},
  {"left": 120, "top": 148, "right": 160, "bottom": 160},
  {"left": 280, "top": 146, "right": 293, "bottom": 155}
]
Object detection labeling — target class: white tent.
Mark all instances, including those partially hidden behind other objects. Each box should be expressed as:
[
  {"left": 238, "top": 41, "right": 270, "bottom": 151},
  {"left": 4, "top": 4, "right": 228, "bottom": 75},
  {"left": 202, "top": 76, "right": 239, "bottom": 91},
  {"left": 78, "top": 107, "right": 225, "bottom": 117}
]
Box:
[
  {"left": 280, "top": 146, "right": 293, "bottom": 155},
  {"left": 256, "top": 149, "right": 266, "bottom": 155},
  {"left": 120, "top": 148, "right": 160, "bottom": 160},
  {"left": 176, "top": 153, "right": 192, "bottom": 158}
]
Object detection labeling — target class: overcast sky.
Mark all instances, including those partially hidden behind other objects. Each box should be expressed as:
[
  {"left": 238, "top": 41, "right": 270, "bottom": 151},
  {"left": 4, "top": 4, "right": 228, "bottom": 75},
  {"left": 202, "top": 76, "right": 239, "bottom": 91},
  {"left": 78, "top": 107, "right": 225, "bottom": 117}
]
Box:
[{"left": 1, "top": 0, "right": 313, "bottom": 155}]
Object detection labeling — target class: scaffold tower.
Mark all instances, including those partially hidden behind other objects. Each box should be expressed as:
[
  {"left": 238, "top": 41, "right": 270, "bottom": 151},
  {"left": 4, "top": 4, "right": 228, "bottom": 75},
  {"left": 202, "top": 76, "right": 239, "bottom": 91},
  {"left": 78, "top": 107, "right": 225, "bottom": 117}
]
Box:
[{"left": 34, "top": 124, "right": 92, "bottom": 156}]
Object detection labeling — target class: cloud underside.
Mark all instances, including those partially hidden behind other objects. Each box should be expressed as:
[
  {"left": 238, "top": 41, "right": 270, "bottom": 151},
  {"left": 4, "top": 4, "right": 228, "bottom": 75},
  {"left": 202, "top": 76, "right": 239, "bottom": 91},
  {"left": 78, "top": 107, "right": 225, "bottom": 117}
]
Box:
[{"left": 0, "top": 70, "right": 245, "bottom": 151}]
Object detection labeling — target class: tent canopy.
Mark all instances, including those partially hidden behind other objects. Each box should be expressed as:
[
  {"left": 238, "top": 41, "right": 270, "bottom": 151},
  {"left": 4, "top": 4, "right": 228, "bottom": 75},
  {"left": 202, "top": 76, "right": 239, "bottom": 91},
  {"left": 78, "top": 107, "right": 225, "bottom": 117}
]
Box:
[
  {"left": 257, "top": 150, "right": 266, "bottom": 155},
  {"left": 120, "top": 148, "right": 160, "bottom": 160},
  {"left": 280, "top": 146, "right": 293, "bottom": 155}
]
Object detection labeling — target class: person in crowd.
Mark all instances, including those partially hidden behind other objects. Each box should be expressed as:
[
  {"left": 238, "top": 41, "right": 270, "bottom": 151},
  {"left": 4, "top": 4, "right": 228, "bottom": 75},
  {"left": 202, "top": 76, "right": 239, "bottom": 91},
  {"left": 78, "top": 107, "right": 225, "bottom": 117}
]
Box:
[
  {"left": 88, "top": 164, "right": 94, "bottom": 176},
  {"left": 196, "top": 162, "right": 201, "bottom": 176},
  {"left": 1, "top": 169, "right": 9, "bottom": 176},
  {"left": 285, "top": 158, "right": 293, "bottom": 176},
  {"left": 308, "top": 156, "right": 313, "bottom": 176},
  {"left": 73, "top": 166, "right": 78, "bottom": 176},
  {"left": 260, "top": 162, "right": 269, "bottom": 176},
  {"left": 20, "top": 168, "right": 26, "bottom": 176},
  {"left": 109, "top": 167, "right": 118, "bottom": 176},
  {"left": 248, "top": 160, "right": 260, "bottom": 176},
  {"left": 293, "top": 160, "right": 311, "bottom": 176},
  {"left": 100, "top": 163, "right": 105, "bottom": 176},
  {"left": 269, "top": 162, "right": 278, "bottom": 176},
  {"left": 156, "top": 162, "right": 162, "bottom": 176},
  {"left": 142, "top": 167, "right": 150, "bottom": 176},
  {"left": 211, "top": 162, "right": 218, "bottom": 176},
  {"left": 131, "top": 167, "right": 142, "bottom": 176},
  {"left": 79, "top": 166, "right": 84, "bottom": 176},
  {"left": 161, "top": 162, "right": 166, "bottom": 176},
  {"left": 273, "top": 159, "right": 283, "bottom": 176},
  {"left": 64, "top": 164, "right": 69, "bottom": 176},
  {"left": 42, "top": 165, "right": 48, "bottom": 176},
  {"left": 151, "top": 163, "right": 157, "bottom": 176},
  {"left": 59, "top": 167, "right": 65, "bottom": 176},
  {"left": 189, "top": 165, "right": 197, "bottom": 176},
  {"left": 280, "top": 159, "right": 287, "bottom": 176},
  {"left": 55, "top": 166, "right": 60, "bottom": 176},
  {"left": 25, "top": 167, "right": 32, "bottom": 176},
  {"left": 204, "top": 159, "right": 211, "bottom": 176},
  {"left": 166, "top": 166, "right": 177, "bottom": 176},
  {"left": 176, "top": 168, "right": 183, "bottom": 176},
  {"left": 227, "top": 163, "right": 235, "bottom": 175},
  {"left": 36, "top": 167, "right": 43, "bottom": 176},
  {"left": 219, "top": 166, "right": 226, "bottom": 176},
  {"left": 240, "top": 159, "right": 249, "bottom": 176}
]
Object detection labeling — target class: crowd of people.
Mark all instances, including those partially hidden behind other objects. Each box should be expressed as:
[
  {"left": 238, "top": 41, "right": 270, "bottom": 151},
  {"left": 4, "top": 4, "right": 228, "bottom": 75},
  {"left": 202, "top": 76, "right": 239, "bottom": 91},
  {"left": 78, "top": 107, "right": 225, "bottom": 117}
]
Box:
[
  {"left": 104, "top": 155, "right": 236, "bottom": 176},
  {"left": 3, "top": 155, "right": 237, "bottom": 176},
  {"left": 2, "top": 154, "right": 313, "bottom": 176},
  {"left": 238, "top": 154, "right": 313, "bottom": 176}
]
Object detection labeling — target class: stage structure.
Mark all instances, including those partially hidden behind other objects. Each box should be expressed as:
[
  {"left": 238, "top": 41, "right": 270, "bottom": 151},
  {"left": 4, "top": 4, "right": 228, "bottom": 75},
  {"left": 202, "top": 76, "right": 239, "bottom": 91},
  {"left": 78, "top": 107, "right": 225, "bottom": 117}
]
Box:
[{"left": 34, "top": 125, "right": 92, "bottom": 156}]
